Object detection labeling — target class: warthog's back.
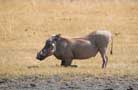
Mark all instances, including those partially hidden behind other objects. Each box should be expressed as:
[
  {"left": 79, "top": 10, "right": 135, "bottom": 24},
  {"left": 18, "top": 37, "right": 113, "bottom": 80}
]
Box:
[
  {"left": 95, "top": 30, "right": 112, "bottom": 39},
  {"left": 95, "top": 30, "right": 112, "bottom": 48},
  {"left": 87, "top": 30, "right": 112, "bottom": 48}
]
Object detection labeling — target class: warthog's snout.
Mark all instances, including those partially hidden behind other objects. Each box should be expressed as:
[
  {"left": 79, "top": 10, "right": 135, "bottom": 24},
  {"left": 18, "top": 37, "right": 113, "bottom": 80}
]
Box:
[
  {"left": 36, "top": 39, "right": 57, "bottom": 61},
  {"left": 36, "top": 51, "right": 47, "bottom": 61}
]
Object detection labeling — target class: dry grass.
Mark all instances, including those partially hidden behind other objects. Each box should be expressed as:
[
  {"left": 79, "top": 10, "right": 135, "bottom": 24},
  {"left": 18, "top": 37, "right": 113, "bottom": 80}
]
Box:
[{"left": 0, "top": 0, "right": 138, "bottom": 78}]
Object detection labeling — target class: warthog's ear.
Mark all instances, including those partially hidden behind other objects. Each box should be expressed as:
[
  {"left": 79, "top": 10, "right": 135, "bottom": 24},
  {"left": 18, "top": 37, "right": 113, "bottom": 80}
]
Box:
[
  {"left": 56, "top": 34, "right": 61, "bottom": 37},
  {"left": 52, "top": 34, "right": 61, "bottom": 41},
  {"left": 55, "top": 34, "right": 61, "bottom": 40},
  {"left": 52, "top": 34, "right": 61, "bottom": 37}
]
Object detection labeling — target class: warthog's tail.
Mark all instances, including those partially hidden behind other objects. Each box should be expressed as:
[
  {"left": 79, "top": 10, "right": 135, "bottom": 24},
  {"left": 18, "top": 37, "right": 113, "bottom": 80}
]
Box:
[{"left": 110, "top": 36, "right": 113, "bottom": 55}]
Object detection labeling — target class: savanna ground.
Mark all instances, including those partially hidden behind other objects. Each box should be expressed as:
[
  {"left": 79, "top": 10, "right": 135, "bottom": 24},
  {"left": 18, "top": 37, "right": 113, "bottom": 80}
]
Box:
[{"left": 0, "top": 0, "right": 138, "bottom": 90}]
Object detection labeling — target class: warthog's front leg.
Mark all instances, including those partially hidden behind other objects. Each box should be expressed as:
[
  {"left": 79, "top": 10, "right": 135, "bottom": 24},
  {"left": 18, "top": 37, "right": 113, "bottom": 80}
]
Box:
[
  {"left": 61, "top": 59, "right": 72, "bottom": 67},
  {"left": 61, "top": 60, "right": 66, "bottom": 66},
  {"left": 61, "top": 59, "right": 77, "bottom": 67}
]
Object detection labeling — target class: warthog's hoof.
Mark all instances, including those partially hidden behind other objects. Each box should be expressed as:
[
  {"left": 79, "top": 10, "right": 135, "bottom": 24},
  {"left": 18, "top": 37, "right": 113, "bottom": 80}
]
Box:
[
  {"left": 61, "top": 65, "right": 78, "bottom": 68},
  {"left": 70, "top": 65, "right": 78, "bottom": 68}
]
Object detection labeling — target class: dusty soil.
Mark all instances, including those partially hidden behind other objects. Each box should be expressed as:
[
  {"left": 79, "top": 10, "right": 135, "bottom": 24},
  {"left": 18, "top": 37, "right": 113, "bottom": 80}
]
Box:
[{"left": 0, "top": 75, "right": 137, "bottom": 90}]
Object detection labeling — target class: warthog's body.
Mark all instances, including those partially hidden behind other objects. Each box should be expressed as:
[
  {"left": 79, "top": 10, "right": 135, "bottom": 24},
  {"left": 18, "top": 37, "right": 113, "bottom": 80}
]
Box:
[{"left": 36, "top": 30, "right": 113, "bottom": 68}]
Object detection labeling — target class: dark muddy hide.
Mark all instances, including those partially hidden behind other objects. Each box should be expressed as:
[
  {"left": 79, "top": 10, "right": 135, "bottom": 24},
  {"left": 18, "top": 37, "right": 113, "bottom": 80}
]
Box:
[{"left": 36, "top": 39, "right": 56, "bottom": 60}]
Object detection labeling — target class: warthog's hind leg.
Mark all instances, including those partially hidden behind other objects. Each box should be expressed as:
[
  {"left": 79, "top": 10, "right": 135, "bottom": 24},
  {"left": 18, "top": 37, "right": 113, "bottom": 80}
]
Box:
[
  {"left": 105, "top": 55, "right": 108, "bottom": 68},
  {"left": 101, "top": 55, "right": 108, "bottom": 68},
  {"left": 99, "top": 47, "right": 108, "bottom": 69}
]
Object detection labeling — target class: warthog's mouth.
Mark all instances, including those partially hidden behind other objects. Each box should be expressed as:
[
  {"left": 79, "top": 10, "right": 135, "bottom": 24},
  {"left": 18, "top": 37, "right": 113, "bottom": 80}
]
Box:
[
  {"left": 36, "top": 56, "right": 45, "bottom": 61},
  {"left": 36, "top": 52, "right": 48, "bottom": 61}
]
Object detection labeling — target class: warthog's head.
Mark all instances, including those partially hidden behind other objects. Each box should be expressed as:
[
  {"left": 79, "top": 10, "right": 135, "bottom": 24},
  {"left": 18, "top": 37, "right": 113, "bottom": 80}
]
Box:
[{"left": 36, "top": 34, "right": 60, "bottom": 61}]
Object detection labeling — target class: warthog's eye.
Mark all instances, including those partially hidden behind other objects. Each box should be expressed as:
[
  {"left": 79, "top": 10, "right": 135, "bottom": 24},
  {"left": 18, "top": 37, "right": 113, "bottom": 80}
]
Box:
[
  {"left": 51, "top": 43, "right": 56, "bottom": 53},
  {"left": 45, "top": 41, "right": 56, "bottom": 53}
]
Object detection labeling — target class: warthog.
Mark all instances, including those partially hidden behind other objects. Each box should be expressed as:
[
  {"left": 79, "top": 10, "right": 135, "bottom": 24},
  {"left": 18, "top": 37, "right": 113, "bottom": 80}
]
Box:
[{"left": 36, "top": 30, "right": 113, "bottom": 68}]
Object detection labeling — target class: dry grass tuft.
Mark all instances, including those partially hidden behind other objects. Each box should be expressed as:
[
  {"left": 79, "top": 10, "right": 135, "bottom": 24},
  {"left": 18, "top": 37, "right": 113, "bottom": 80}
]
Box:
[{"left": 0, "top": 0, "right": 138, "bottom": 78}]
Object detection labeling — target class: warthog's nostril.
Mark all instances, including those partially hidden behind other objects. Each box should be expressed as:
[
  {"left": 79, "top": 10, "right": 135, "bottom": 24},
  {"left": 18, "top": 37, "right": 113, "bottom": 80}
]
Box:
[
  {"left": 36, "top": 51, "right": 46, "bottom": 60},
  {"left": 40, "top": 51, "right": 43, "bottom": 55},
  {"left": 36, "top": 52, "right": 40, "bottom": 59}
]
